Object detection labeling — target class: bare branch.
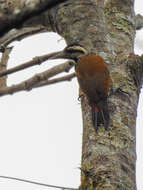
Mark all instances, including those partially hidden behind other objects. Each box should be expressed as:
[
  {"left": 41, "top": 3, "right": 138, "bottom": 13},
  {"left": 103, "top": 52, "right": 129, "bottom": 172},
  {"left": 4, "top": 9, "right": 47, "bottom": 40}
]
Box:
[
  {"left": 0, "top": 51, "right": 66, "bottom": 77},
  {"left": 0, "top": 0, "right": 68, "bottom": 36},
  {"left": 0, "top": 61, "right": 75, "bottom": 97},
  {"left": 0, "top": 176, "right": 77, "bottom": 190},
  {"left": 0, "top": 47, "right": 13, "bottom": 87},
  {"left": 135, "top": 14, "right": 143, "bottom": 30},
  {"left": 0, "top": 26, "right": 47, "bottom": 52},
  {"left": 35, "top": 72, "right": 76, "bottom": 88}
]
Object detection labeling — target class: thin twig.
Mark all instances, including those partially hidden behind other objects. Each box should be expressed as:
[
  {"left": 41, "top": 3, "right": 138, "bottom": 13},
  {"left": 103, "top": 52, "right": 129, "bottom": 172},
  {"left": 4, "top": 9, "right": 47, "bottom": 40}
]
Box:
[
  {"left": 0, "top": 51, "right": 63, "bottom": 77},
  {"left": 0, "top": 176, "right": 78, "bottom": 190}
]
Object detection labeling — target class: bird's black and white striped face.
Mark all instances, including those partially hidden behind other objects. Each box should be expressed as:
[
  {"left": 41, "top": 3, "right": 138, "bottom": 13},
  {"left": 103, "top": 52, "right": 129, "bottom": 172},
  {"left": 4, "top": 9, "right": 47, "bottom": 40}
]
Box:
[
  {"left": 63, "top": 45, "right": 88, "bottom": 61},
  {"left": 50, "top": 44, "right": 88, "bottom": 61}
]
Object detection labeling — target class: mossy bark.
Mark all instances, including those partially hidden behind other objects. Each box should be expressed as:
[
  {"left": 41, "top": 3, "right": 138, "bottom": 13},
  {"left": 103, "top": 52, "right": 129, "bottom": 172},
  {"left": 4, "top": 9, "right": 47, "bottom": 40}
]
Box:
[
  {"left": 0, "top": 0, "right": 140, "bottom": 189},
  {"left": 49, "top": 0, "right": 137, "bottom": 189}
]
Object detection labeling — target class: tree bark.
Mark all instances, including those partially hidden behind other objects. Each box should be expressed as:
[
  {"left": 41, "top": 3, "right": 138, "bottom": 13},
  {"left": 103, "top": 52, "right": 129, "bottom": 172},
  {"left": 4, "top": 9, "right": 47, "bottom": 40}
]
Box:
[
  {"left": 50, "top": 0, "right": 137, "bottom": 189},
  {"left": 0, "top": 0, "right": 68, "bottom": 36},
  {"left": 0, "top": 0, "right": 140, "bottom": 189}
]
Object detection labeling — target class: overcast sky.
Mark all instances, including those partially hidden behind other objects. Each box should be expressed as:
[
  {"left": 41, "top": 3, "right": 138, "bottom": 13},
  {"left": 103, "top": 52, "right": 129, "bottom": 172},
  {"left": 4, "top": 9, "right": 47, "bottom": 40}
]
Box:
[{"left": 0, "top": 1, "right": 143, "bottom": 190}]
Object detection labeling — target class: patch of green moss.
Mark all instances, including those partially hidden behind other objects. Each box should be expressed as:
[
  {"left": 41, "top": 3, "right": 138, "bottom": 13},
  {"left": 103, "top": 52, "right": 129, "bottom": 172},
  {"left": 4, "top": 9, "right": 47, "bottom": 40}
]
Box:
[
  {"left": 105, "top": 7, "right": 118, "bottom": 16},
  {"left": 105, "top": 7, "right": 134, "bottom": 36},
  {"left": 80, "top": 167, "right": 113, "bottom": 190},
  {"left": 112, "top": 13, "right": 133, "bottom": 35},
  {"left": 112, "top": 72, "right": 127, "bottom": 85}
]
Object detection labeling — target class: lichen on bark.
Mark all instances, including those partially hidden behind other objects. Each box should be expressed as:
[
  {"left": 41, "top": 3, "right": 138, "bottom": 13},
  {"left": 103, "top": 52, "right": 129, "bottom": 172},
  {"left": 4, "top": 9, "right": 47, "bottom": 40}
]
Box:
[
  {"left": 0, "top": 0, "right": 142, "bottom": 189},
  {"left": 50, "top": 0, "right": 138, "bottom": 189}
]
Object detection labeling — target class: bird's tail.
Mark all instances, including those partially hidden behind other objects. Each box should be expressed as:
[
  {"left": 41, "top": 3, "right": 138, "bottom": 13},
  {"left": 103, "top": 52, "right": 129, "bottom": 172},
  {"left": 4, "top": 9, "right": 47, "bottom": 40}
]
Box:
[{"left": 91, "top": 100, "right": 109, "bottom": 131}]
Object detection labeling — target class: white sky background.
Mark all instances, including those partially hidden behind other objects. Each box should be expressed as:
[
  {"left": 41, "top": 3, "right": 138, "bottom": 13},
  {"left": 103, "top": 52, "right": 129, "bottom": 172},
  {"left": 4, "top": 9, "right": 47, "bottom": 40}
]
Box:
[{"left": 0, "top": 1, "right": 143, "bottom": 190}]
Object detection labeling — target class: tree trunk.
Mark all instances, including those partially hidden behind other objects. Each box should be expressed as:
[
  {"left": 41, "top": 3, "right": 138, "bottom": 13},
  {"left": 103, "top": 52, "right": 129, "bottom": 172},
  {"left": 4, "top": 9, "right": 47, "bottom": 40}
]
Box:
[
  {"left": 0, "top": 0, "right": 139, "bottom": 189},
  {"left": 50, "top": 0, "right": 137, "bottom": 189}
]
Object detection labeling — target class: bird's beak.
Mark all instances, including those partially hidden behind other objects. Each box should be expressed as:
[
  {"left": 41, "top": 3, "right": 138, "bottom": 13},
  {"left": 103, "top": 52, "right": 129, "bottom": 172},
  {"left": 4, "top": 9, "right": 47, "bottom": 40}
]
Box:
[{"left": 49, "top": 51, "right": 66, "bottom": 60}]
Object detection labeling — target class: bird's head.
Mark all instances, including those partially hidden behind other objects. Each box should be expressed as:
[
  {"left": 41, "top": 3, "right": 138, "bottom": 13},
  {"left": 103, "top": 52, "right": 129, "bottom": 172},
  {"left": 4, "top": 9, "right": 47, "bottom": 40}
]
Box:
[{"left": 50, "top": 44, "right": 88, "bottom": 62}]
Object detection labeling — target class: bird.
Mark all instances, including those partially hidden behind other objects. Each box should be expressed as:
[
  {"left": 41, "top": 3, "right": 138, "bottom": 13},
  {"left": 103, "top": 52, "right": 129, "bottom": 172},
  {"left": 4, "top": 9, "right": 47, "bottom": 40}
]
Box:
[{"left": 50, "top": 44, "right": 112, "bottom": 131}]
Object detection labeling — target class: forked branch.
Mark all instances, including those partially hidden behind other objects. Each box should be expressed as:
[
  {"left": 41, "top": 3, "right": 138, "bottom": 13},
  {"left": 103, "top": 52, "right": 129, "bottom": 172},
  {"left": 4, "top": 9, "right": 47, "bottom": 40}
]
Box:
[
  {"left": 0, "top": 62, "right": 75, "bottom": 97},
  {"left": 0, "top": 26, "right": 47, "bottom": 52}
]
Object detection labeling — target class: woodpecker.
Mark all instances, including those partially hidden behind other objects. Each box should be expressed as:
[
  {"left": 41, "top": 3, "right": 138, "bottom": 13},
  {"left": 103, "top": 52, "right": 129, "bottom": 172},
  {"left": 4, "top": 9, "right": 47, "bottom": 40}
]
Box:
[{"left": 50, "top": 44, "right": 112, "bottom": 131}]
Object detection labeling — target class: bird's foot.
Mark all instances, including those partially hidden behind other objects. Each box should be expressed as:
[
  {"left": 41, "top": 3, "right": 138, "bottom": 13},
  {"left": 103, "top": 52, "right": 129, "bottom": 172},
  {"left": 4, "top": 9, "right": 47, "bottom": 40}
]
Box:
[
  {"left": 78, "top": 94, "right": 84, "bottom": 101},
  {"left": 109, "top": 87, "right": 130, "bottom": 101}
]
